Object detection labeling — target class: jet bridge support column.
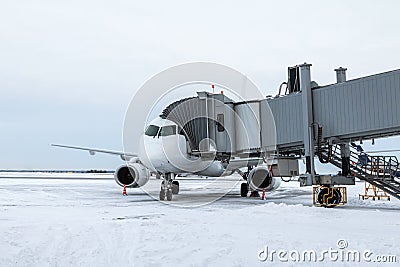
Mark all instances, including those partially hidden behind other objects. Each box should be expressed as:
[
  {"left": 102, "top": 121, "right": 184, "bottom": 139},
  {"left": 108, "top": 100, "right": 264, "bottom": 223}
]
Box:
[{"left": 300, "top": 63, "right": 315, "bottom": 186}]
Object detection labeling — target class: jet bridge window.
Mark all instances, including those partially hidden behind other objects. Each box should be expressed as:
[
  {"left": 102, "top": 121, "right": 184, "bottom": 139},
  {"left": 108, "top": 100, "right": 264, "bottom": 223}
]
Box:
[
  {"left": 216, "top": 114, "right": 225, "bottom": 132},
  {"left": 145, "top": 125, "right": 160, "bottom": 137},
  {"left": 159, "top": 125, "right": 177, "bottom": 136}
]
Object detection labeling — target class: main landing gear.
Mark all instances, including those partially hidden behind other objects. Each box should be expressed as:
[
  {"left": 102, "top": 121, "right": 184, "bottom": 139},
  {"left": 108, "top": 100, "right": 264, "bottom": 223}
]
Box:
[
  {"left": 239, "top": 169, "right": 258, "bottom": 198},
  {"left": 240, "top": 183, "right": 248, "bottom": 197},
  {"left": 159, "top": 173, "right": 179, "bottom": 201},
  {"left": 240, "top": 182, "right": 259, "bottom": 198}
]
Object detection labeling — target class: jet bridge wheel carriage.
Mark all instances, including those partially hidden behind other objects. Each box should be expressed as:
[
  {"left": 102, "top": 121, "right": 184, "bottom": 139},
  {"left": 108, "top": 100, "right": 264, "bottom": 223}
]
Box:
[{"left": 313, "top": 186, "right": 347, "bottom": 208}]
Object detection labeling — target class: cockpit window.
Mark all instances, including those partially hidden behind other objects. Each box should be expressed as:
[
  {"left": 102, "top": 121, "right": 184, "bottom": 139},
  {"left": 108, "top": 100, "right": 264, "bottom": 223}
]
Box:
[
  {"left": 145, "top": 125, "right": 160, "bottom": 137},
  {"left": 159, "top": 125, "right": 177, "bottom": 136}
]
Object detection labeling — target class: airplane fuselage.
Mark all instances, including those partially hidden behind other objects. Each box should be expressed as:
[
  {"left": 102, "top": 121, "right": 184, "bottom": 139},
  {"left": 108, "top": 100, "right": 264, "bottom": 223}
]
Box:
[{"left": 138, "top": 117, "right": 227, "bottom": 176}]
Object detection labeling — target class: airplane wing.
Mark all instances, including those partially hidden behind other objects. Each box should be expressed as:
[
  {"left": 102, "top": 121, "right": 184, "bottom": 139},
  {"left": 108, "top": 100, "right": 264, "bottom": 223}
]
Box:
[
  {"left": 226, "top": 157, "right": 264, "bottom": 171},
  {"left": 51, "top": 144, "right": 137, "bottom": 160}
]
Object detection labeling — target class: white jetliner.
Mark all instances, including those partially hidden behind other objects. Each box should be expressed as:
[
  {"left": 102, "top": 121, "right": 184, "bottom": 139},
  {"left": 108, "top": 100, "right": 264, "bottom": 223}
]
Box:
[{"left": 53, "top": 117, "right": 280, "bottom": 201}]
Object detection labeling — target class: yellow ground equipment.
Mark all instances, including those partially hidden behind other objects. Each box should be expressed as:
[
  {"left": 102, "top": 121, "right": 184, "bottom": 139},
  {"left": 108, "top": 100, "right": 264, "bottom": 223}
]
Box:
[
  {"left": 313, "top": 186, "right": 347, "bottom": 208},
  {"left": 359, "top": 182, "right": 390, "bottom": 201}
]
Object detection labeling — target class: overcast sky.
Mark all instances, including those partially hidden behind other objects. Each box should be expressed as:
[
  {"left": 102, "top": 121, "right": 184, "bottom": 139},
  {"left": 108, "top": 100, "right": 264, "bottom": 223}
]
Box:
[{"left": 1, "top": 0, "right": 400, "bottom": 169}]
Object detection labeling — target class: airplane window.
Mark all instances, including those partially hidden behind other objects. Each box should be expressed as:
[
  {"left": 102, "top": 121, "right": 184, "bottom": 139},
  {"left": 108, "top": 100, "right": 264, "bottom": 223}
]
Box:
[
  {"left": 145, "top": 125, "right": 160, "bottom": 137},
  {"left": 217, "top": 114, "right": 225, "bottom": 132},
  {"left": 159, "top": 125, "right": 177, "bottom": 136}
]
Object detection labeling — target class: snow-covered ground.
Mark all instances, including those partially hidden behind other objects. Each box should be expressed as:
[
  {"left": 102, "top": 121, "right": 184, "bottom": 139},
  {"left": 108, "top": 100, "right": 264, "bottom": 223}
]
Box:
[{"left": 0, "top": 172, "right": 399, "bottom": 266}]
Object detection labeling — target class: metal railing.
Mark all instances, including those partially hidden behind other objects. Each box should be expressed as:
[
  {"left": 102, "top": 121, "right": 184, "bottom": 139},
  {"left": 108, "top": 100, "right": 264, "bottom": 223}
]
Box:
[{"left": 322, "top": 145, "right": 399, "bottom": 180}]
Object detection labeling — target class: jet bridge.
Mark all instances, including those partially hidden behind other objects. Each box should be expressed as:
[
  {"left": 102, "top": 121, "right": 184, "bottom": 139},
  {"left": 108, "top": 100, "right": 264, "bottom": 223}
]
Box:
[
  {"left": 268, "top": 64, "right": 400, "bottom": 197},
  {"left": 160, "top": 63, "right": 400, "bottom": 206},
  {"left": 270, "top": 67, "right": 400, "bottom": 150}
]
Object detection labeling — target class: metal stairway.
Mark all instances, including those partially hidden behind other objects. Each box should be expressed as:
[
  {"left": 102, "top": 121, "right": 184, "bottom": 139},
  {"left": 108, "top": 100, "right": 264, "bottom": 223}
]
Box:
[{"left": 320, "top": 145, "right": 400, "bottom": 200}]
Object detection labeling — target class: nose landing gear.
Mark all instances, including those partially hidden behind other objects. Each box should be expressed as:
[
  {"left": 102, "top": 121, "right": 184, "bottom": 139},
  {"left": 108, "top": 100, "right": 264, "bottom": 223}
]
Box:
[{"left": 159, "top": 173, "right": 179, "bottom": 201}]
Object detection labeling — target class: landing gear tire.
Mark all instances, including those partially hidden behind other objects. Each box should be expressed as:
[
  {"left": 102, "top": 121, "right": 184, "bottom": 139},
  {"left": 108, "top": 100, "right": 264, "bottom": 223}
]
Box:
[
  {"left": 162, "top": 180, "right": 179, "bottom": 195},
  {"left": 240, "top": 183, "right": 248, "bottom": 197},
  {"left": 166, "top": 190, "right": 173, "bottom": 201},
  {"left": 160, "top": 173, "right": 175, "bottom": 201},
  {"left": 159, "top": 189, "right": 165, "bottom": 201},
  {"left": 172, "top": 181, "right": 179, "bottom": 195},
  {"left": 317, "top": 187, "right": 342, "bottom": 208}
]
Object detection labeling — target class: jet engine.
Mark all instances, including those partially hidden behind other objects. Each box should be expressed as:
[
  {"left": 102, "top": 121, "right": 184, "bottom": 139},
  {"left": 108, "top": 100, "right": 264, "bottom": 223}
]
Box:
[
  {"left": 248, "top": 165, "right": 281, "bottom": 192},
  {"left": 114, "top": 163, "right": 150, "bottom": 188}
]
